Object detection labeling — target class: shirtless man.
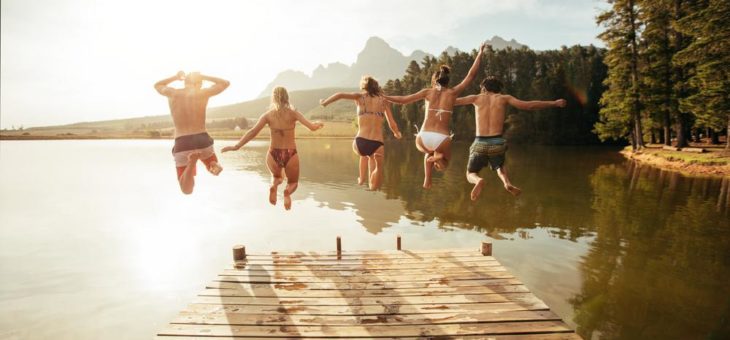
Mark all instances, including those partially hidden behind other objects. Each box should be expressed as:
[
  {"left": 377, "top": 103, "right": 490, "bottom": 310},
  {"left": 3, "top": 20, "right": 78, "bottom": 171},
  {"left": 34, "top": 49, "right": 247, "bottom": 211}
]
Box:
[
  {"left": 154, "top": 71, "right": 230, "bottom": 195},
  {"left": 454, "top": 76, "right": 566, "bottom": 200}
]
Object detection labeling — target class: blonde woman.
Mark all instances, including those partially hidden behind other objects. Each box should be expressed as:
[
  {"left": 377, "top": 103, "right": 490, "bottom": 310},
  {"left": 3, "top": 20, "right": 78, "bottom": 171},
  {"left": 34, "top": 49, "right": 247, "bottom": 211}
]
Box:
[
  {"left": 320, "top": 76, "right": 401, "bottom": 190},
  {"left": 222, "top": 87, "right": 324, "bottom": 210},
  {"left": 385, "top": 42, "right": 486, "bottom": 189}
]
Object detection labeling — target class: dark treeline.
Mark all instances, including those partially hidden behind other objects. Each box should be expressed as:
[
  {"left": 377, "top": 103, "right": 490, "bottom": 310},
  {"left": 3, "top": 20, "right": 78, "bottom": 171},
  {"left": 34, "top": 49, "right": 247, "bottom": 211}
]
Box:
[
  {"left": 595, "top": 0, "right": 729, "bottom": 149},
  {"left": 383, "top": 45, "right": 608, "bottom": 145}
]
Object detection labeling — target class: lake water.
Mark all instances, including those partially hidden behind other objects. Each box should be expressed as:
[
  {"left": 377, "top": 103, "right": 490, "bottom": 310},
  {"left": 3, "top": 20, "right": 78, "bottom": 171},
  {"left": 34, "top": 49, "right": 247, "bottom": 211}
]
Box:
[{"left": 0, "top": 139, "right": 728, "bottom": 339}]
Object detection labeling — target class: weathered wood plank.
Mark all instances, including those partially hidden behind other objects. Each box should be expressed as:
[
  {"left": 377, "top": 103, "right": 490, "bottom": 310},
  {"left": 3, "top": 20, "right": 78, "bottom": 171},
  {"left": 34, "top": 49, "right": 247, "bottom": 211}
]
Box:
[
  {"left": 232, "top": 260, "right": 502, "bottom": 271},
  {"left": 263, "top": 248, "right": 482, "bottom": 256},
  {"left": 216, "top": 271, "right": 514, "bottom": 284},
  {"left": 157, "top": 321, "right": 574, "bottom": 337},
  {"left": 183, "top": 301, "right": 551, "bottom": 316},
  {"left": 199, "top": 285, "right": 530, "bottom": 298},
  {"left": 241, "top": 256, "right": 494, "bottom": 266},
  {"left": 156, "top": 333, "right": 581, "bottom": 339},
  {"left": 172, "top": 309, "right": 562, "bottom": 326},
  {"left": 208, "top": 277, "right": 525, "bottom": 291},
  {"left": 192, "top": 292, "right": 543, "bottom": 306},
  {"left": 219, "top": 266, "right": 508, "bottom": 278}
]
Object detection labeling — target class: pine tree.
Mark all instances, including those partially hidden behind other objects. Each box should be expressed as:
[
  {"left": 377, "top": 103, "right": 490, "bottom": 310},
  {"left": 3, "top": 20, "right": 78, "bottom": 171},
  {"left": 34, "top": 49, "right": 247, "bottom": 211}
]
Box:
[
  {"left": 675, "top": 0, "right": 730, "bottom": 149},
  {"left": 595, "top": 0, "right": 645, "bottom": 149}
]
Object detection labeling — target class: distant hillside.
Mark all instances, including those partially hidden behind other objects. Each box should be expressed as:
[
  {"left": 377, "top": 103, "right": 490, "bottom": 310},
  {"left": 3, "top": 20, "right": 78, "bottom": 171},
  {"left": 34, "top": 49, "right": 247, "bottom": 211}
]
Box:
[{"left": 259, "top": 35, "right": 525, "bottom": 97}]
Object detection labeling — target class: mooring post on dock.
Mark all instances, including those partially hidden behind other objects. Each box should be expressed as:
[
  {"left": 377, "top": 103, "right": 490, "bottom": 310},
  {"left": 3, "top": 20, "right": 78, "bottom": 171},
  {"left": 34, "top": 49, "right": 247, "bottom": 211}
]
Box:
[
  {"left": 397, "top": 235, "right": 402, "bottom": 250},
  {"left": 336, "top": 236, "right": 342, "bottom": 259},
  {"left": 233, "top": 245, "right": 246, "bottom": 268},
  {"left": 481, "top": 241, "right": 492, "bottom": 256}
]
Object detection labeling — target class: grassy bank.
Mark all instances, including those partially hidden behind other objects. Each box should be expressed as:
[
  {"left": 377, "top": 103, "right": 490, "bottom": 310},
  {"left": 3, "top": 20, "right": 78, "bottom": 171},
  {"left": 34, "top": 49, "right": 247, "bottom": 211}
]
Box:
[{"left": 621, "top": 144, "right": 730, "bottom": 177}]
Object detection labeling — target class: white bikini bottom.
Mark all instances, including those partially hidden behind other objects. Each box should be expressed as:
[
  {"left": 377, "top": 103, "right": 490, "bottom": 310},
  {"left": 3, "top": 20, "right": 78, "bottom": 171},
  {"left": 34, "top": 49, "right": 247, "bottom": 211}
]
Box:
[{"left": 418, "top": 131, "right": 450, "bottom": 152}]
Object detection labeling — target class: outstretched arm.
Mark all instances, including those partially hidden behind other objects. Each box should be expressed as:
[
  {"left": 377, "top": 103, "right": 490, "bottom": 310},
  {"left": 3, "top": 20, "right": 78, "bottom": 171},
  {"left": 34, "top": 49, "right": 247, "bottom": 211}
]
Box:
[
  {"left": 200, "top": 74, "right": 230, "bottom": 96},
  {"left": 383, "top": 102, "right": 402, "bottom": 139},
  {"left": 506, "top": 96, "right": 567, "bottom": 111},
  {"left": 320, "top": 92, "right": 360, "bottom": 106},
  {"left": 154, "top": 71, "right": 184, "bottom": 96},
  {"left": 454, "top": 95, "right": 479, "bottom": 107},
  {"left": 294, "top": 110, "right": 324, "bottom": 131},
  {"left": 383, "top": 89, "right": 429, "bottom": 105},
  {"left": 452, "top": 43, "right": 487, "bottom": 94},
  {"left": 221, "top": 114, "right": 268, "bottom": 152}
]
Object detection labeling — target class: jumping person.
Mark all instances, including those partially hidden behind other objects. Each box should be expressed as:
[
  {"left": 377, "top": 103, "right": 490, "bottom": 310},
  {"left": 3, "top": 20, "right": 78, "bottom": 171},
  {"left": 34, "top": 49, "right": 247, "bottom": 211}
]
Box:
[
  {"left": 154, "top": 71, "right": 230, "bottom": 195},
  {"left": 385, "top": 43, "right": 486, "bottom": 189},
  {"left": 454, "top": 76, "right": 567, "bottom": 200},
  {"left": 222, "top": 87, "right": 324, "bottom": 210},
  {"left": 319, "top": 76, "right": 402, "bottom": 190}
]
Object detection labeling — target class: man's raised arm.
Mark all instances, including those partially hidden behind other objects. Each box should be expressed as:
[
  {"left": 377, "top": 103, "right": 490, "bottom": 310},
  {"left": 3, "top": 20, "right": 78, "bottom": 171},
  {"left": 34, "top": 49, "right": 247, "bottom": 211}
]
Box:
[
  {"left": 154, "top": 71, "right": 184, "bottom": 96},
  {"left": 506, "top": 96, "right": 567, "bottom": 111},
  {"left": 201, "top": 74, "right": 230, "bottom": 96}
]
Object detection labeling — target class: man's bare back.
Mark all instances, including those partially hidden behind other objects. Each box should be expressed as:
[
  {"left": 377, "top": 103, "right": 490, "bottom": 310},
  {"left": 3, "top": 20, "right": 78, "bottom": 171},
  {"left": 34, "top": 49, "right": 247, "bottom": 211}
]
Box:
[{"left": 455, "top": 76, "right": 566, "bottom": 200}]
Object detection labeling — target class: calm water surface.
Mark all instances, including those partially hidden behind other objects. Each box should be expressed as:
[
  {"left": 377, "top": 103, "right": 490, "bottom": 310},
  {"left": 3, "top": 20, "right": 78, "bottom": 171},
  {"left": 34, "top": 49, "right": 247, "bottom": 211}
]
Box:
[{"left": 0, "top": 139, "right": 728, "bottom": 339}]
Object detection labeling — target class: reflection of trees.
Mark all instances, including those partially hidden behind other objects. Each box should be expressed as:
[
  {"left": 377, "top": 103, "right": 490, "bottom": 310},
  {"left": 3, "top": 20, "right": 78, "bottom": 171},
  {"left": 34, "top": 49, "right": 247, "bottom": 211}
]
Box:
[
  {"left": 572, "top": 163, "right": 730, "bottom": 339},
  {"left": 381, "top": 142, "right": 618, "bottom": 238}
]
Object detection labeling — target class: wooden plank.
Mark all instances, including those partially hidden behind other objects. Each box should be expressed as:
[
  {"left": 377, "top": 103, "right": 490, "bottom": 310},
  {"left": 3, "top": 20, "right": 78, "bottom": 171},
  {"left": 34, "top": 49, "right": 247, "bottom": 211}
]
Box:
[
  {"left": 663, "top": 145, "right": 680, "bottom": 151},
  {"left": 245, "top": 251, "right": 488, "bottom": 261},
  {"left": 157, "top": 334, "right": 581, "bottom": 340},
  {"left": 157, "top": 321, "right": 575, "bottom": 337},
  {"left": 172, "top": 309, "right": 562, "bottom": 326},
  {"left": 232, "top": 260, "right": 502, "bottom": 271},
  {"left": 682, "top": 147, "right": 705, "bottom": 153},
  {"left": 183, "top": 301, "right": 550, "bottom": 316},
  {"left": 192, "top": 292, "right": 544, "bottom": 306},
  {"left": 219, "top": 265, "right": 509, "bottom": 278},
  {"left": 208, "top": 277, "right": 525, "bottom": 291},
  {"left": 262, "top": 248, "right": 482, "bottom": 256},
  {"left": 240, "top": 256, "right": 494, "bottom": 266},
  {"left": 216, "top": 271, "right": 515, "bottom": 284},
  {"left": 199, "top": 285, "right": 530, "bottom": 298}
]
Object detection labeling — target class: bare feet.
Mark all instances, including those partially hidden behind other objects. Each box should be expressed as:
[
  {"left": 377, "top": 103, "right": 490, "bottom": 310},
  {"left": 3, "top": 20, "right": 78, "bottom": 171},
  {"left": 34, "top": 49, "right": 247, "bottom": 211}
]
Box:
[
  {"left": 504, "top": 184, "right": 522, "bottom": 196},
  {"left": 471, "top": 178, "right": 485, "bottom": 201},
  {"left": 357, "top": 177, "right": 366, "bottom": 185},
  {"left": 423, "top": 179, "right": 432, "bottom": 189},
  {"left": 269, "top": 177, "right": 283, "bottom": 205},
  {"left": 283, "top": 191, "right": 292, "bottom": 210},
  {"left": 207, "top": 161, "right": 222, "bottom": 176}
]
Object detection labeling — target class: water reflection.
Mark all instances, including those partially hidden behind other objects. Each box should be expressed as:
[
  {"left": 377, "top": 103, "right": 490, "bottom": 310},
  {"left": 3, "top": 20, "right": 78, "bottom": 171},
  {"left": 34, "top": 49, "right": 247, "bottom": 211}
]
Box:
[{"left": 572, "top": 163, "right": 730, "bottom": 339}]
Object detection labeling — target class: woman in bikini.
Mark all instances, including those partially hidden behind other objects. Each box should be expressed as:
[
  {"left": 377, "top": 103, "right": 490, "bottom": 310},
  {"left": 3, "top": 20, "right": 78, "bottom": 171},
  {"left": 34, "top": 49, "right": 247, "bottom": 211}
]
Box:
[
  {"left": 319, "top": 76, "right": 402, "bottom": 190},
  {"left": 385, "top": 42, "right": 486, "bottom": 189},
  {"left": 222, "top": 86, "right": 324, "bottom": 210}
]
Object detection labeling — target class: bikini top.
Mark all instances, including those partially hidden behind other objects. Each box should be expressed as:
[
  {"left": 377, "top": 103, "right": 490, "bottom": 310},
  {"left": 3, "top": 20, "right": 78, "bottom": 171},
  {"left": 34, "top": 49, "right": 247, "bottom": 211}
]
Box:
[
  {"left": 358, "top": 95, "right": 385, "bottom": 118},
  {"left": 428, "top": 107, "right": 452, "bottom": 120},
  {"left": 270, "top": 126, "right": 295, "bottom": 136}
]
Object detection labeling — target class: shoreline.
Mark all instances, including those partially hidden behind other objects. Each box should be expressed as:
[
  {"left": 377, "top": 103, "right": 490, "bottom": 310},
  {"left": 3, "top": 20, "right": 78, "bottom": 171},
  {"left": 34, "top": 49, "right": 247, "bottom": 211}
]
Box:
[{"left": 621, "top": 146, "right": 730, "bottom": 178}]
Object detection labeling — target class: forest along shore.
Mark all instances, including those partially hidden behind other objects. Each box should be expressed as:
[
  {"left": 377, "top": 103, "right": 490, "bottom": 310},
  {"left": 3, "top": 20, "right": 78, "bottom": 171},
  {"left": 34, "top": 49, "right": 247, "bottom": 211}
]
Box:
[{"left": 621, "top": 144, "right": 730, "bottom": 177}]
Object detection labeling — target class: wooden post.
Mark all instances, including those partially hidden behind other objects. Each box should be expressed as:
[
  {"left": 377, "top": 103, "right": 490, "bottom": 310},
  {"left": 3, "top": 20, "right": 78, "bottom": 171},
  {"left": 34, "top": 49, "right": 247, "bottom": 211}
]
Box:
[
  {"left": 481, "top": 241, "right": 492, "bottom": 256},
  {"left": 397, "top": 235, "right": 402, "bottom": 250},
  {"left": 233, "top": 245, "right": 246, "bottom": 261},
  {"left": 336, "top": 236, "right": 342, "bottom": 259}
]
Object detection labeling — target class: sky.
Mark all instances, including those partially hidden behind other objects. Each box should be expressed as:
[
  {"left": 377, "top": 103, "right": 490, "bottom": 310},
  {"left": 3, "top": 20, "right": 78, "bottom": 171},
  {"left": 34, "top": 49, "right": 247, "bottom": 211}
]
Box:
[{"left": 1, "top": 0, "right": 607, "bottom": 128}]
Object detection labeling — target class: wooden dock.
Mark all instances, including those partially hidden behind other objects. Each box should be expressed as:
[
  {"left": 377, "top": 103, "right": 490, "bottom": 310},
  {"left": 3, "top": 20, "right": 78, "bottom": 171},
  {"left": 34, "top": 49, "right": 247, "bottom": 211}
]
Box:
[{"left": 157, "top": 239, "right": 580, "bottom": 339}]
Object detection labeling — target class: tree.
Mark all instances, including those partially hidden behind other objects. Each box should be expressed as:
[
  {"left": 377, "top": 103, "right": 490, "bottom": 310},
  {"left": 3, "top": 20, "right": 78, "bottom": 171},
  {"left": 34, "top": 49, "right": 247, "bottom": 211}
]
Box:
[
  {"left": 595, "top": 0, "right": 645, "bottom": 150},
  {"left": 675, "top": 0, "right": 730, "bottom": 149}
]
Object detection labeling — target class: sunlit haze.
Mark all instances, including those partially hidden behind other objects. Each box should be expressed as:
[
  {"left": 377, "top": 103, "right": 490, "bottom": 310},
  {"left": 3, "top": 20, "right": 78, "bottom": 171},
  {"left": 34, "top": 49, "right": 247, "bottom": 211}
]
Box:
[{"left": 1, "top": 0, "right": 604, "bottom": 128}]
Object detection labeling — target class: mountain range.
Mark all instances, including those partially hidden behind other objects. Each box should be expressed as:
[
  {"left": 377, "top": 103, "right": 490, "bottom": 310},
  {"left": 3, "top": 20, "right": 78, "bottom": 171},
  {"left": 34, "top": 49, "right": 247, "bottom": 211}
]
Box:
[{"left": 258, "top": 35, "right": 524, "bottom": 97}]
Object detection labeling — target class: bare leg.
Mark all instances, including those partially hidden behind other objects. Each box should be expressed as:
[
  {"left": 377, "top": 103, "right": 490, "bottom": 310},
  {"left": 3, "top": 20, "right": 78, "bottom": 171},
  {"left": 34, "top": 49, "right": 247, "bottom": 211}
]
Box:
[
  {"left": 467, "top": 171, "right": 485, "bottom": 201},
  {"left": 358, "top": 156, "right": 368, "bottom": 185},
  {"left": 497, "top": 166, "right": 521, "bottom": 196},
  {"left": 179, "top": 152, "right": 200, "bottom": 195},
  {"left": 423, "top": 153, "right": 434, "bottom": 189},
  {"left": 353, "top": 140, "right": 367, "bottom": 185},
  {"left": 369, "top": 147, "right": 385, "bottom": 190},
  {"left": 265, "top": 152, "right": 284, "bottom": 205},
  {"left": 367, "top": 156, "right": 376, "bottom": 188},
  {"left": 283, "top": 154, "right": 300, "bottom": 210}
]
